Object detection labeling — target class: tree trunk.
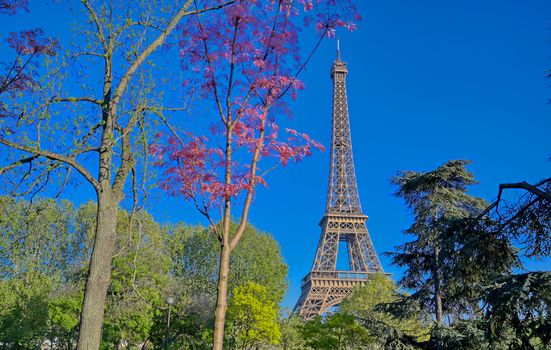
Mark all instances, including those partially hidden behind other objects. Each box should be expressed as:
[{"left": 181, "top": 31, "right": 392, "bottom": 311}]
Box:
[
  {"left": 433, "top": 245, "right": 443, "bottom": 325},
  {"left": 76, "top": 188, "right": 118, "bottom": 350},
  {"left": 432, "top": 245, "right": 443, "bottom": 350},
  {"left": 212, "top": 242, "right": 231, "bottom": 350}
]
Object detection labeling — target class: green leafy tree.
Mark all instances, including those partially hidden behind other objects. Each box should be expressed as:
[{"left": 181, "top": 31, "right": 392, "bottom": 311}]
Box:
[
  {"left": 0, "top": 271, "right": 51, "bottom": 349},
  {"left": 100, "top": 209, "right": 171, "bottom": 349},
  {"left": 0, "top": 196, "right": 87, "bottom": 280},
  {"left": 48, "top": 290, "right": 83, "bottom": 350},
  {"left": 390, "top": 161, "right": 550, "bottom": 349},
  {"left": 161, "top": 223, "right": 287, "bottom": 347},
  {"left": 0, "top": 197, "right": 171, "bottom": 349},
  {"left": 0, "top": 196, "right": 85, "bottom": 349},
  {"left": 168, "top": 224, "right": 286, "bottom": 313},
  {"left": 430, "top": 175, "right": 550, "bottom": 349},
  {"left": 0, "top": 196, "right": 290, "bottom": 349},
  {"left": 340, "top": 273, "right": 429, "bottom": 348},
  {"left": 300, "top": 314, "right": 370, "bottom": 350},
  {"left": 278, "top": 310, "right": 308, "bottom": 350},
  {"left": 226, "top": 282, "right": 281, "bottom": 350}
]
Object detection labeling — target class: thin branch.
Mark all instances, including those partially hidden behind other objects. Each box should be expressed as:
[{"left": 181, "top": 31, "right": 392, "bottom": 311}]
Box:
[
  {"left": 137, "top": 116, "right": 150, "bottom": 207},
  {"left": 14, "top": 161, "right": 58, "bottom": 198},
  {"left": 151, "top": 109, "right": 186, "bottom": 147},
  {"left": 0, "top": 52, "right": 21, "bottom": 93},
  {"left": 109, "top": 0, "right": 194, "bottom": 117},
  {"left": 229, "top": 116, "right": 266, "bottom": 251},
  {"left": 9, "top": 160, "right": 34, "bottom": 195},
  {"left": 82, "top": 0, "right": 108, "bottom": 52},
  {"left": 0, "top": 53, "right": 36, "bottom": 94},
  {"left": 225, "top": 17, "right": 240, "bottom": 121},
  {"left": 193, "top": 0, "right": 227, "bottom": 122},
  {"left": 496, "top": 197, "right": 542, "bottom": 233},
  {"left": 74, "top": 147, "right": 101, "bottom": 156},
  {"left": 71, "top": 51, "right": 104, "bottom": 59},
  {"left": 0, "top": 137, "right": 100, "bottom": 192},
  {"left": 51, "top": 96, "right": 104, "bottom": 106},
  {"left": 259, "top": 161, "right": 280, "bottom": 178},
  {"left": 0, "top": 155, "right": 40, "bottom": 175},
  {"left": 55, "top": 166, "right": 72, "bottom": 199},
  {"left": 277, "top": 26, "right": 329, "bottom": 99},
  {"left": 233, "top": 1, "right": 283, "bottom": 121},
  {"left": 76, "top": 122, "right": 103, "bottom": 149},
  {"left": 497, "top": 179, "right": 551, "bottom": 203}
]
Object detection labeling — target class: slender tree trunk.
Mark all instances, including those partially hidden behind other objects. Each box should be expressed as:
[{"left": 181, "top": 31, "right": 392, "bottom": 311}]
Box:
[
  {"left": 77, "top": 187, "right": 118, "bottom": 350},
  {"left": 432, "top": 244, "right": 443, "bottom": 350},
  {"left": 212, "top": 240, "right": 231, "bottom": 350},
  {"left": 433, "top": 245, "right": 443, "bottom": 324}
]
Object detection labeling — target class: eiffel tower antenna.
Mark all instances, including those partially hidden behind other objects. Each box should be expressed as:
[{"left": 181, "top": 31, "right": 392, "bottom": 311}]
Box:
[{"left": 294, "top": 45, "right": 383, "bottom": 319}]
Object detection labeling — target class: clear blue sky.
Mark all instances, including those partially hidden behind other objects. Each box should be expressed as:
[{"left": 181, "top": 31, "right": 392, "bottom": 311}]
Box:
[
  {"left": 271, "top": 0, "right": 551, "bottom": 307},
  {"left": 3, "top": 1, "right": 550, "bottom": 309}
]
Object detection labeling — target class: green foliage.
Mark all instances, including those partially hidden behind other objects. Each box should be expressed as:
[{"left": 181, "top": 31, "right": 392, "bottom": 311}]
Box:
[
  {"left": 48, "top": 290, "right": 83, "bottom": 349},
  {"left": 340, "top": 273, "right": 429, "bottom": 346},
  {"left": 229, "top": 224, "right": 288, "bottom": 304},
  {"left": 390, "top": 160, "right": 551, "bottom": 349},
  {"left": 0, "top": 197, "right": 171, "bottom": 349},
  {"left": 157, "top": 223, "right": 287, "bottom": 349},
  {"left": 226, "top": 282, "right": 281, "bottom": 349},
  {"left": 0, "top": 196, "right": 85, "bottom": 349},
  {"left": 166, "top": 221, "right": 288, "bottom": 340},
  {"left": 497, "top": 180, "right": 551, "bottom": 258},
  {"left": 0, "top": 271, "right": 51, "bottom": 349},
  {"left": 0, "top": 196, "right": 87, "bottom": 280},
  {"left": 390, "top": 160, "right": 490, "bottom": 319},
  {"left": 484, "top": 272, "right": 551, "bottom": 349},
  {"left": 278, "top": 311, "right": 309, "bottom": 350},
  {"left": 300, "top": 314, "right": 370, "bottom": 350},
  {"left": 169, "top": 223, "right": 288, "bottom": 306},
  {"left": 101, "top": 209, "right": 170, "bottom": 348},
  {"left": 432, "top": 321, "right": 489, "bottom": 350},
  {"left": 0, "top": 197, "right": 289, "bottom": 349}
]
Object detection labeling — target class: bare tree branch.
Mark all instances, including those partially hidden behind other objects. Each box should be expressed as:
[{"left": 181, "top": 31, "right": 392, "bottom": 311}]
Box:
[
  {"left": 0, "top": 155, "right": 40, "bottom": 175},
  {"left": 82, "top": 0, "right": 108, "bottom": 52},
  {"left": 475, "top": 177, "right": 551, "bottom": 222},
  {"left": 497, "top": 178, "right": 551, "bottom": 203},
  {"left": 109, "top": 0, "right": 194, "bottom": 117},
  {"left": 0, "top": 137, "right": 100, "bottom": 192},
  {"left": 51, "top": 96, "right": 104, "bottom": 106}
]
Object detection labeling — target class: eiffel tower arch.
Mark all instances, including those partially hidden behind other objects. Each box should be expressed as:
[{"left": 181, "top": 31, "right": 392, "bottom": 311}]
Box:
[{"left": 294, "top": 44, "right": 383, "bottom": 320}]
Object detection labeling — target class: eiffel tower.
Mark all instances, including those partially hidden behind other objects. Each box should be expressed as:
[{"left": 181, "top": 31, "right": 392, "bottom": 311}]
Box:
[{"left": 294, "top": 43, "right": 383, "bottom": 319}]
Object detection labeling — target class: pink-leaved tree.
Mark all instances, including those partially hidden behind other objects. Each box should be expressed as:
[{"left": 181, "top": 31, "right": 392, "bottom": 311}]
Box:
[{"left": 150, "top": 1, "right": 360, "bottom": 348}]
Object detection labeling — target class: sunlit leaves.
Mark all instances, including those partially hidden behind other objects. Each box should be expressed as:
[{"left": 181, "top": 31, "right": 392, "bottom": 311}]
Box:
[{"left": 226, "top": 282, "right": 281, "bottom": 349}]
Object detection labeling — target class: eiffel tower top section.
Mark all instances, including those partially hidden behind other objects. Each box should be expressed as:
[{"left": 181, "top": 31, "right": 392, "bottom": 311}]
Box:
[{"left": 325, "top": 42, "right": 363, "bottom": 216}]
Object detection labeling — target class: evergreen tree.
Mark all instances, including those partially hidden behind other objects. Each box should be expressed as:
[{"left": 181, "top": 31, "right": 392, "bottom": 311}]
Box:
[{"left": 390, "top": 160, "right": 488, "bottom": 325}]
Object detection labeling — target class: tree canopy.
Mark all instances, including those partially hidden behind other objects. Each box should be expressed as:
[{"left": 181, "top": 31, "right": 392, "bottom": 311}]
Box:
[{"left": 0, "top": 196, "right": 287, "bottom": 349}]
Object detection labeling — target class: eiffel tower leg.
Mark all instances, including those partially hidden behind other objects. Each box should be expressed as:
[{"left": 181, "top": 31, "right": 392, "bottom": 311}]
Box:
[
  {"left": 312, "top": 220, "right": 340, "bottom": 271},
  {"left": 357, "top": 231, "right": 383, "bottom": 272},
  {"left": 347, "top": 234, "right": 367, "bottom": 271}
]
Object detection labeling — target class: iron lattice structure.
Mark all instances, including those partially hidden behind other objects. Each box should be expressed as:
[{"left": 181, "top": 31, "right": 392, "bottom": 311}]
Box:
[{"left": 294, "top": 48, "right": 383, "bottom": 319}]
